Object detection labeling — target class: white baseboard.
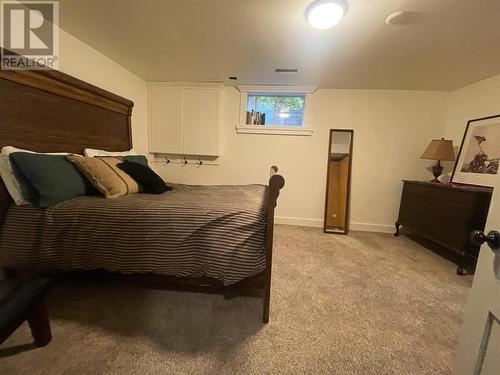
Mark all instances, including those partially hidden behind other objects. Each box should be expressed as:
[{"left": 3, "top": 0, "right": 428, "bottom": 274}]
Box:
[
  {"left": 349, "top": 222, "right": 394, "bottom": 234},
  {"left": 275, "top": 216, "right": 394, "bottom": 234},
  {"left": 275, "top": 216, "right": 323, "bottom": 227}
]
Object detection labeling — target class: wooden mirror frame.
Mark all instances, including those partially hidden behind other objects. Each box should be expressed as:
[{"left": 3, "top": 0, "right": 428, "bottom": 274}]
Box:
[{"left": 323, "top": 129, "right": 354, "bottom": 235}]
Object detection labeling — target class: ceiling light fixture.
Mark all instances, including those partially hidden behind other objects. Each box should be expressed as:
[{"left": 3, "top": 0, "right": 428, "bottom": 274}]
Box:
[{"left": 306, "top": 0, "right": 348, "bottom": 30}]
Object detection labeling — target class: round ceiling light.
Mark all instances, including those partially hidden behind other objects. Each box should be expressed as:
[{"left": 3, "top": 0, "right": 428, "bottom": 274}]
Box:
[{"left": 306, "top": 0, "right": 348, "bottom": 30}]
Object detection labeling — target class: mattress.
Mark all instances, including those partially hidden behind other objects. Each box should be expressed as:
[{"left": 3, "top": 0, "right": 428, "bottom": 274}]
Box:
[{"left": 0, "top": 184, "right": 268, "bottom": 285}]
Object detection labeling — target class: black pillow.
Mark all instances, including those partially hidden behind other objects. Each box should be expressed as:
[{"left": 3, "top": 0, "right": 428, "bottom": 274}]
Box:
[
  {"left": 9, "top": 152, "right": 96, "bottom": 207},
  {"left": 117, "top": 160, "right": 171, "bottom": 194},
  {"left": 122, "top": 155, "right": 148, "bottom": 166}
]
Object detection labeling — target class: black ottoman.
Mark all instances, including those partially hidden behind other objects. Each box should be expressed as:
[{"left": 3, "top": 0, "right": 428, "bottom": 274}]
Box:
[{"left": 0, "top": 277, "right": 51, "bottom": 347}]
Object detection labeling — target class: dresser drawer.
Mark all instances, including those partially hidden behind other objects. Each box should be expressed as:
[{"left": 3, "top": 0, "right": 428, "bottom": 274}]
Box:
[{"left": 397, "top": 181, "right": 492, "bottom": 265}]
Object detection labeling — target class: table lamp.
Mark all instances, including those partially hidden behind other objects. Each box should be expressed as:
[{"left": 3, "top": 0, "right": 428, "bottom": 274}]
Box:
[{"left": 420, "top": 138, "right": 455, "bottom": 183}]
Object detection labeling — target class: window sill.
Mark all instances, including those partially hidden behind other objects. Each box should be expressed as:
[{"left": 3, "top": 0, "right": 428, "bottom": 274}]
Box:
[{"left": 235, "top": 124, "right": 314, "bottom": 136}]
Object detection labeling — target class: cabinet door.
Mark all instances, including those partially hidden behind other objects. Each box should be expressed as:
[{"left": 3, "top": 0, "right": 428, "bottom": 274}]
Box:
[
  {"left": 182, "top": 89, "right": 220, "bottom": 156},
  {"left": 148, "top": 86, "right": 183, "bottom": 154}
]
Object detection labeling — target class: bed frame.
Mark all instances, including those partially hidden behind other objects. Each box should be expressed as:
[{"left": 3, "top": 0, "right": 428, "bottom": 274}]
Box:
[{"left": 0, "top": 48, "right": 285, "bottom": 323}]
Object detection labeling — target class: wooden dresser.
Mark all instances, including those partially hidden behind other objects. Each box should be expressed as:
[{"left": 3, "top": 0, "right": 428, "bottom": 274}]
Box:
[{"left": 395, "top": 180, "right": 492, "bottom": 275}]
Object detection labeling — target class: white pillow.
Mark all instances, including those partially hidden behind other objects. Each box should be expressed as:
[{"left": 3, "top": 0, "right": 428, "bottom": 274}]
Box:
[
  {"left": 0, "top": 146, "right": 70, "bottom": 205},
  {"left": 0, "top": 155, "right": 27, "bottom": 205},
  {"left": 0, "top": 146, "right": 68, "bottom": 156},
  {"left": 84, "top": 148, "right": 138, "bottom": 158}
]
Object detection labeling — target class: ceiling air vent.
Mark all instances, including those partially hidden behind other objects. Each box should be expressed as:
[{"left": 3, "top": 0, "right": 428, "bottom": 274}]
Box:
[{"left": 275, "top": 68, "right": 298, "bottom": 73}]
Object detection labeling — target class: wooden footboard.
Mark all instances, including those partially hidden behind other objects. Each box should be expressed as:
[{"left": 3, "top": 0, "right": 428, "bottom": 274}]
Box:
[{"left": 262, "top": 166, "right": 285, "bottom": 323}]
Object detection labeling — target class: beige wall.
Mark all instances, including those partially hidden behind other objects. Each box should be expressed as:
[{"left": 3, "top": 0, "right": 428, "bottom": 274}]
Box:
[
  {"left": 441, "top": 73, "right": 500, "bottom": 182},
  {"left": 152, "top": 88, "right": 449, "bottom": 232},
  {"left": 445, "top": 73, "right": 500, "bottom": 144},
  {"left": 58, "top": 30, "right": 149, "bottom": 154}
]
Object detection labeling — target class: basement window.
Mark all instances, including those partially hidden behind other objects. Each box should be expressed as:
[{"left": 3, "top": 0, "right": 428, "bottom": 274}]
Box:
[
  {"left": 246, "top": 94, "right": 305, "bottom": 126},
  {"left": 236, "top": 85, "right": 316, "bottom": 136}
]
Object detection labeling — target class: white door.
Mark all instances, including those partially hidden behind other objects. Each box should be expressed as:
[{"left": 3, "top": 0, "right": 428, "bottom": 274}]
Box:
[{"left": 453, "top": 172, "right": 500, "bottom": 375}]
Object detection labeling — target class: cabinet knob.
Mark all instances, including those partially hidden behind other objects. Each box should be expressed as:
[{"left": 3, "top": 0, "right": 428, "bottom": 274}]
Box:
[{"left": 470, "top": 230, "right": 500, "bottom": 251}]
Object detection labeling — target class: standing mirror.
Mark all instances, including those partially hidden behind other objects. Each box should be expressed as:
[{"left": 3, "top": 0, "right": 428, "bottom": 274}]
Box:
[{"left": 324, "top": 129, "right": 353, "bottom": 234}]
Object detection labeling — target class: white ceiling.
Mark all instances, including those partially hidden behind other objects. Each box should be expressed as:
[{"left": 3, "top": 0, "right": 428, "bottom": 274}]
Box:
[{"left": 59, "top": 0, "right": 500, "bottom": 90}]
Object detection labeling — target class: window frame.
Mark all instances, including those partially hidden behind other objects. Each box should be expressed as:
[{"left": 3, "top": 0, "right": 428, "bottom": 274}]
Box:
[{"left": 236, "top": 85, "right": 317, "bottom": 136}]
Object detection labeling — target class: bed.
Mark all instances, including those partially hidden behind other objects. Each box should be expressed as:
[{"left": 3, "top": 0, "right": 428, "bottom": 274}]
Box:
[
  {"left": 1, "top": 184, "right": 268, "bottom": 286},
  {"left": 0, "top": 47, "right": 285, "bottom": 322}
]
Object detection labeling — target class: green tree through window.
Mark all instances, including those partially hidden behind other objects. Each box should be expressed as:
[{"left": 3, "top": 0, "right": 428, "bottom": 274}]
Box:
[{"left": 247, "top": 94, "right": 305, "bottom": 126}]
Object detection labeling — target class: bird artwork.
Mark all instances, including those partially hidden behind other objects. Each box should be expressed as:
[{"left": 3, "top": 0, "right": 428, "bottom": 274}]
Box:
[
  {"left": 473, "top": 135, "right": 486, "bottom": 152},
  {"left": 461, "top": 135, "right": 499, "bottom": 174}
]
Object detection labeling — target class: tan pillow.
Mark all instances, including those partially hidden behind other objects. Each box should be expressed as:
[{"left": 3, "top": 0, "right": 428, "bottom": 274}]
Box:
[{"left": 67, "top": 155, "right": 139, "bottom": 198}]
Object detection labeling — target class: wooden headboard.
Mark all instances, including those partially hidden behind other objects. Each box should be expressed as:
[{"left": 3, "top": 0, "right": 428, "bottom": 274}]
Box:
[{"left": 0, "top": 47, "right": 134, "bottom": 223}]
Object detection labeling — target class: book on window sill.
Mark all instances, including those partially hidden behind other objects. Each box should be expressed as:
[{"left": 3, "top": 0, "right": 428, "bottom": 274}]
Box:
[{"left": 246, "top": 110, "right": 266, "bottom": 125}]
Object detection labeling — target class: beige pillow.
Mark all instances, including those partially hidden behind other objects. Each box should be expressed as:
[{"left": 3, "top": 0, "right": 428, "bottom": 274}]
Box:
[{"left": 68, "top": 155, "right": 139, "bottom": 198}]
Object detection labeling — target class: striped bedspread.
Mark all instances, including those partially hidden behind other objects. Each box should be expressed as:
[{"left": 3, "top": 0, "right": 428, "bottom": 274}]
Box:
[{"left": 0, "top": 184, "right": 268, "bottom": 285}]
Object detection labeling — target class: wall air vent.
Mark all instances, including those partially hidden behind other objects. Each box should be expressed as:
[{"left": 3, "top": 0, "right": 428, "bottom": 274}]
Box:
[{"left": 275, "top": 68, "right": 298, "bottom": 73}]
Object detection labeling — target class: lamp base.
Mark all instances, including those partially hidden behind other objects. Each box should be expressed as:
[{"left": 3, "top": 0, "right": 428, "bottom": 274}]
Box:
[{"left": 431, "top": 160, "right": 443, "bottom": 183}]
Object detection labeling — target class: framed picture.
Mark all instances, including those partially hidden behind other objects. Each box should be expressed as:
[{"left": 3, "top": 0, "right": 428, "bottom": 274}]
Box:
[{"left": 451, "top": 115, "right": 500, "bottom": 187}]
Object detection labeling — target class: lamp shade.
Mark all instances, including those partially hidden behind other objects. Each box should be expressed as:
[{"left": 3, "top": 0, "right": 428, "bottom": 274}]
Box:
[{"left": 420, "top": 138, "right": 455, "bottom": 161}]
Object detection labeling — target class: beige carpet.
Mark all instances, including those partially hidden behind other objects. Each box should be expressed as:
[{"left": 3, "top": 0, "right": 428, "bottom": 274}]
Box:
[{"left": 0, "top": 225, "right": 472, "bottom": 374}]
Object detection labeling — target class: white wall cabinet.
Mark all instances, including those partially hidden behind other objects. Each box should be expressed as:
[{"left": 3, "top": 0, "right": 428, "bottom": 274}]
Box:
[{"left": 148, "top": 83, "right": 222, "bottom": 157}]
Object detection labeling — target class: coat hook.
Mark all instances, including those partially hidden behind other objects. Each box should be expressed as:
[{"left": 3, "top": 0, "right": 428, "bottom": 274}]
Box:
[
  {"left": 165, "top": 157, "right": 170, "bottom": 164},
  {"left": 198, "top": 159, "right": 203, "bottom": 166},
  {"left": 184, "top": 157, "right": 188, "bottom": 165}
]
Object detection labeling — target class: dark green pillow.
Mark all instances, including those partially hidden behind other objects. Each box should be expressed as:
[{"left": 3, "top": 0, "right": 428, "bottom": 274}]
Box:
[
  {"left": 10, "top": 152, "right": 96, "bottom": 208},
  {"left": 123, "top": 155, "right": 148, "bottom": 166}
]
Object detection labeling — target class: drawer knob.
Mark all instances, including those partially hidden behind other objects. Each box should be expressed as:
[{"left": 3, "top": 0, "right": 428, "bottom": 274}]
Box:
[{"left": 470, "top": 230, "right": 500, "bottom": 251}]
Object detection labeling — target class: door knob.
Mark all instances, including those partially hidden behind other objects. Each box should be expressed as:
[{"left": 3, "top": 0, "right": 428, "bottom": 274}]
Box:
[{"left": 470, "top": 230, "right": 500, "bottom": 251}]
